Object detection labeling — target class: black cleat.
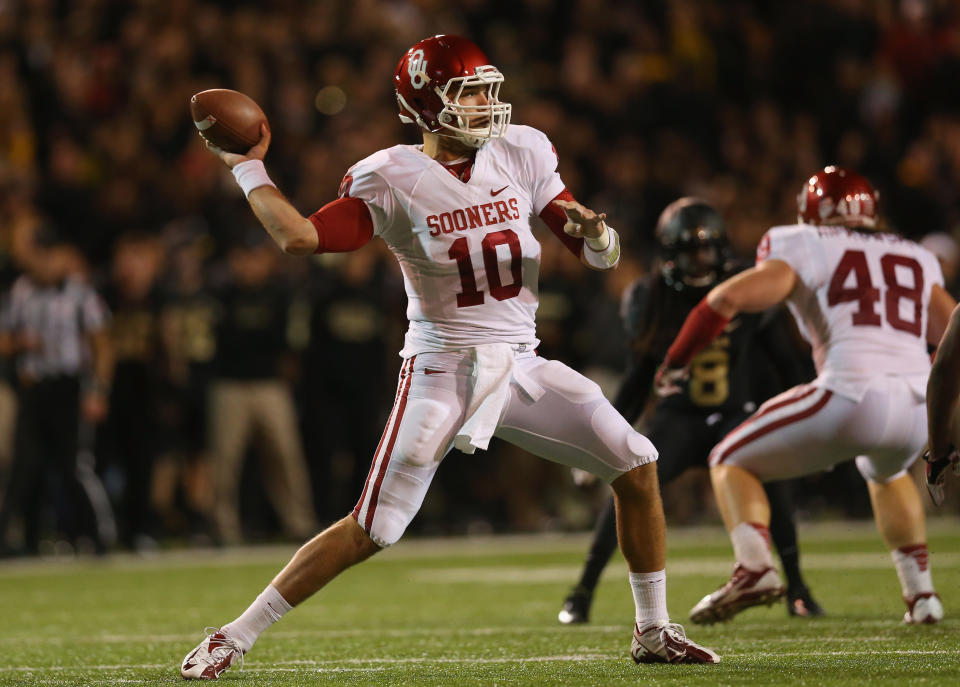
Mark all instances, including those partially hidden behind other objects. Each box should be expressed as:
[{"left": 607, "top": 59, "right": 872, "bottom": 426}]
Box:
[
  {"left": 558, "top": 586, "right": 593, "bottom": 624},
  {"left": 787, "top": 586, "right": 825, "bottom": 617}
]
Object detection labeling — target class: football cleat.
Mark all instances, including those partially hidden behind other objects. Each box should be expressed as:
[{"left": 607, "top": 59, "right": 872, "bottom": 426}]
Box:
[
  {"left": 786, "top": 586, "right": 825, "bottom": 618},
  {"left": 630, "top": 622, "right": 720, "bottom": 664},
  {"left": 903, "top": 592, "right": 943, "bottom": 625},
  {"left": 558, "top": 586, "right": 592, "bottom": 624},
  {"left": 690, "top": 563, "right": 785, "bottom": 624},
  {"left": 180, "top": 627, "right": 244, "bottom": 680}
]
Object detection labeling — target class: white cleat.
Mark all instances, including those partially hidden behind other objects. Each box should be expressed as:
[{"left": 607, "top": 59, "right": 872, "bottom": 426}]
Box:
[
  {"left": 690, "top": 563, "right": 785, "bottom": 624},
  {"left": 631, "top": 622, "right": 720, "bottom": 664},
  {"left": 180, "top": 627, "right": 244, "bottom": 680},
  {"left": 903, "top": 593, "right": 944, "bottom": 625}
]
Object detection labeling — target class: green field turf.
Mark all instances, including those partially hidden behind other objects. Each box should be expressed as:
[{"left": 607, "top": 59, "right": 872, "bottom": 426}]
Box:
[{"left": 0, "top": 519, "right": 958, "bottom": 686}]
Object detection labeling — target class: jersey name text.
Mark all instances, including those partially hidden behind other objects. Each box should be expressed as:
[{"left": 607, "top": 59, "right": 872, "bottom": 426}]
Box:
[{"left": 427, "top": 198, "right": 521, "bottom": 237}]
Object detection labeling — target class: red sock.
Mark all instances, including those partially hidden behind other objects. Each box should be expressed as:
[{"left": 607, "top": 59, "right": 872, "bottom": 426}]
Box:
[
  {"left": 748, "top": 522, "right": 772, "bottom": 548},
  {"left": 731, "top": 522, "right": 774, "bottom": 570},
  {"left": 892, "top": 543, "right": 934, "bottom": 598}
]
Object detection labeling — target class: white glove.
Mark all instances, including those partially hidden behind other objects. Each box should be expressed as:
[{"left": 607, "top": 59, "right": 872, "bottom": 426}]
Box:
[
  {"left": 654, "top": 364, "right": 688, "bottom": 398},
  {"left": 923, "top": 446, "right": 960, "bottom": 507}
]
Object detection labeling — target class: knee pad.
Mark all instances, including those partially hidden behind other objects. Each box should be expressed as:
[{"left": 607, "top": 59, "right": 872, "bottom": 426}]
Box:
[
  {"left": 362, "top": 461, "right": 436, "bottom": 547},
  {"left": 590, "top": 401, "right": 658, "bottom": 481},
  {"left": 357, "top": 398, "right": 451, "bottom": 546}
]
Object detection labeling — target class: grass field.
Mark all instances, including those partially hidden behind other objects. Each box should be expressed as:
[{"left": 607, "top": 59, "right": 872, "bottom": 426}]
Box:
[{"left": 0, "top": 519, "right": 958, "bottom": 686}]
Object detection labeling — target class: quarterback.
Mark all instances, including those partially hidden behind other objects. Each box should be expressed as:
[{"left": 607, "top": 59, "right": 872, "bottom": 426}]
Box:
[
  {"left": 656, "top": 167, "right": 955, "bottom": 625},
  {"left": 179, "top": 35, "right": 717, "bottom": 679}
]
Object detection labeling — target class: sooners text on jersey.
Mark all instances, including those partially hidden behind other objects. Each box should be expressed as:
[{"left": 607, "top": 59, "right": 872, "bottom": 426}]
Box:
[{"left": 341, "top": 125, "right": 566, "bottom": 357}]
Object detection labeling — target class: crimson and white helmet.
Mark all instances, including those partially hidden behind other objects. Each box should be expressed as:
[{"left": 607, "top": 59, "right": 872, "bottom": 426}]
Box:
[
  {"left": 797, "top": 165, "right": 879, "bottom": 229},
  {"left": 394, "top": 34, "right": 511, "bottom": 149}
]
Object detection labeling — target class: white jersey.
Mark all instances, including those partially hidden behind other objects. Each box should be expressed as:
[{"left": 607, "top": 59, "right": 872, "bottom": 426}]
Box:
[
  {"left": 342, "top": 125, "right": 566, "bottom": 357},
  {"left": 757, "top": 224, "right": 944, "bottom": 401}
]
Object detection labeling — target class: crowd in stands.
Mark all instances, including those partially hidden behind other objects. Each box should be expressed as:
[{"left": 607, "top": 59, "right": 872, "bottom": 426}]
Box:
[{"left": 0, "top": 0, "right": 959, "bottom": 554}]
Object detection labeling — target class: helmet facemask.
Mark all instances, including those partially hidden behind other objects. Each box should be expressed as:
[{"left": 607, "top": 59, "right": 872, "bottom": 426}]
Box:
[
  {"left": 675, "top": 243, "right": 722, "bottom": 287},
  {"left": 436, "top": 67, "right": 511, "bottom": 148},
  {"left": 664, "top": 227, "right": 727, "bottom": 289},
  {"left": 397, "top": 65, "right": 511, "bottom": 149}
]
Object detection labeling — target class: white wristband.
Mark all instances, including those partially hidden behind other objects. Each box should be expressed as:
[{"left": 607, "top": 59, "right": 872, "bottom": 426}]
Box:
[
  {"left": 232, "top": 159, "right": 276, "bottom": 198},
  {"left": 584, "top": 223, "right": 610, "bottom": 251},
  {"left": 583, "top": 225, "right": 621, "bottom": 269}
]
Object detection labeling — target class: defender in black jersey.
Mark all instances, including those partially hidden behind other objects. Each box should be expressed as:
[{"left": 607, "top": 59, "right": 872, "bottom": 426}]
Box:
[{"left": 559, "top": 198, "right": 823, "bottom": 623}]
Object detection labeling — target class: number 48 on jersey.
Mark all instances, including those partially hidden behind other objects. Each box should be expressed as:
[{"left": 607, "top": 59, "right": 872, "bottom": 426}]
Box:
[{"left": 827, "top": 249, "right": 923, "bottom": 337}]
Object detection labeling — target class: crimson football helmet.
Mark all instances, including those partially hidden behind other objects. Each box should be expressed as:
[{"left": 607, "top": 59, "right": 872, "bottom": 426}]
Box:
[
  {"left": 394, "top": 34, "right": 511, "bottom": 149},
  {"left": 797, "top": 166, "right": 879, "bottom": 229}
]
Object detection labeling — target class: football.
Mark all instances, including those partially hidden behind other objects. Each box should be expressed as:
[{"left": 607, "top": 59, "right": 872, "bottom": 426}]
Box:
[{"left": 189, "top": 89, "right": 267, "bottom": 154}]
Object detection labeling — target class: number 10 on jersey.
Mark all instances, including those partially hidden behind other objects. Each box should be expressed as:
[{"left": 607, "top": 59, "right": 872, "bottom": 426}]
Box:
[{"left": 449, "top": 229, "right": 523, "bottom": 307}]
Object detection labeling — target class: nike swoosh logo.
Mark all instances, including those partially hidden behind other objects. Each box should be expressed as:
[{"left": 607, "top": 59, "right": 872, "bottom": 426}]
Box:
[
  {"left": 424, "top": 368, "right": 445, "bottom": 375},
  {"left": 490, "top": 186, "right": 509, "bottom": 196}
]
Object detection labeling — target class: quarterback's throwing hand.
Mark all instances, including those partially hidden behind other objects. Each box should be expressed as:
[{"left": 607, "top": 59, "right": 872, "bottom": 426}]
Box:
[
  {"left": 553, "top": 199, "right": 607, "bottom": 240},
  {"left": 205, "top": 122, "right": 271, "bottom": 170},
  {"left": 923, "top": 445, "right": 960, "bottom": 507},
  {"left": 654, "top": 363, "right": 687, "bottom": 397}
]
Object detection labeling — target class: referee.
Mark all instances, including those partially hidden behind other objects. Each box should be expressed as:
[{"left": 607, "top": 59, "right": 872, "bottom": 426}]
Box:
[{"left": 0, "top": 228, "right": 114, "bottom": 556}]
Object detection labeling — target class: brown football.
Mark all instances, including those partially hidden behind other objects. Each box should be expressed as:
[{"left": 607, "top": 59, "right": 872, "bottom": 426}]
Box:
[{"left": 189, "top": 89, "right": 267, "bottom": 154}]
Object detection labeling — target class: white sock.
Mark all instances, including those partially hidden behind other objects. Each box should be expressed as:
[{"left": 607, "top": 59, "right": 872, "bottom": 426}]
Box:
[
  {"left": 222, "top": 584, "right": 292, "bottom": 652},
  {"left": 730, "top": 522, "right": 774, "bottom": 570},
  {"left": 630, "top": 570, "right": 669, "bottom": 631},
  {"left": 892, "top": 544, "right": 934, "bottom": 598}
]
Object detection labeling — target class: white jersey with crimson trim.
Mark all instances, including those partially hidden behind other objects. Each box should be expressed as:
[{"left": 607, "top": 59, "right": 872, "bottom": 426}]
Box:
[
  {"left": 340, "top": 124, "right": 566, "bottom": 357},
  {"left": 756, "top": 223, "right": 943, "bottom": 401}
]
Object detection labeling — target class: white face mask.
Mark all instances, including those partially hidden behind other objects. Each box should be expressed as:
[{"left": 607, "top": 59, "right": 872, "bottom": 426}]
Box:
[{"left": 435, "top": 67, "right": 512, "bottom": 148}]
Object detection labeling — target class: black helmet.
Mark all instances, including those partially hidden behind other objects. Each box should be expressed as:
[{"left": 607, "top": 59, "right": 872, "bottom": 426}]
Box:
[{"left": 655, "top": 197, "right": 729, "bottom": 291}]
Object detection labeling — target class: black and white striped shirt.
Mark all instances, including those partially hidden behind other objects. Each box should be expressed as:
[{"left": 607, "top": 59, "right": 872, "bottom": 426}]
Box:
[{"left": 1, "top": 275, "right": 110, "bottom": 379}]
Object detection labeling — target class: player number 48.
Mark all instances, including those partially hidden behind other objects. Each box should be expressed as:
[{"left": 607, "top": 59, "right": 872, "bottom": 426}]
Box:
[{"left": 826, "top": 249, "right": 923, "bottom": 336}]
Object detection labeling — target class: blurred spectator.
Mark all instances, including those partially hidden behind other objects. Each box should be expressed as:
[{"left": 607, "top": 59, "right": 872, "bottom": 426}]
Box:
[
  {"left": 209, "top": 231, "right": 316, "bottom": 544},
  {"left": 0, "top": 228, "right": 113, "bottom": 555},
  {"left": 97, "top": 232, "right": 166, "bottom": 551},
  {"left": 153, "top": 227, "right": 218, "bottom": 540},
  {"left": 921, "top": 231, "right": 960, "bottom": 297},
  {"left": 0, "top": 359, "right": 14, "bottom": 494}
]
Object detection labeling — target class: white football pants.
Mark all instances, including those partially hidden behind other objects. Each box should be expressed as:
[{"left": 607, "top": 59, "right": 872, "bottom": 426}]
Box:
[
  {"left": 709, "top": 377, "right": 927, "bottom": 484},
  {"left": 352, "top": 350, "right": 657, "bottom": 547}
]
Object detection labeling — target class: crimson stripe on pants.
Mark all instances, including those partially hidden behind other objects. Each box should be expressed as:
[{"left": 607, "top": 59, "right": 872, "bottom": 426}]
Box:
[
  {"left": 710, "top": 384, "right": 819, "bottom": 459},
  {"left": 352, "top": 357, "right": 414, "bottom": 523},
  {"left": 752, "top": 384, "right": 818, "bottom": 417},
  {"left": 712, "top": 388, "right": 833, "bottom": 466},
  {"left": 364, "top": 356, "right": 416, "bottom": 530}
]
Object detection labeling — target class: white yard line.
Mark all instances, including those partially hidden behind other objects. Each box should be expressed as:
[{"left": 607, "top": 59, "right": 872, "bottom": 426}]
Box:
[
  {"left": 1, "top": 648, "right": 956, "bottom": 674},
  {"left": 409, "top": 551, "right": 960, "bottom": 584},
  {"left": 1, "top": 617, "right": 953, "bottom": 647},
  {"left": 0, "top": 625, "right": 631, "bottom": 646}
]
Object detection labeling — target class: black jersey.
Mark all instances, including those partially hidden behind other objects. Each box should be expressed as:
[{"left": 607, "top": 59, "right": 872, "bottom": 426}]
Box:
[{"left": 612, "top": 269, "right": 810, "bottom": 424}]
